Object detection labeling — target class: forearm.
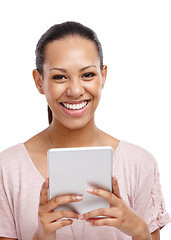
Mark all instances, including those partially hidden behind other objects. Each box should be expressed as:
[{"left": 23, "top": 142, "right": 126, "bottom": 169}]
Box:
[
  {"left": 132, "top": 221, "right": 152, "bottom": 240},
  {"left": 32, "top": 231, "right": 56, "bottom": 240},
  {"left": 32, "top": 232, "right": 42, "bottom": 240},
  {"left": 132, "top": 235, "right": 152, "bottom": 240}
]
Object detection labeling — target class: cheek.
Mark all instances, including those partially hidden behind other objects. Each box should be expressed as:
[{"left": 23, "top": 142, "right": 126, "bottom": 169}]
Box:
[
  {"left": 44, "top": 82, "right": 65, "bottom": 103},
  {"left": 86, "top": 80, "right": 102, "bottom": 99}
]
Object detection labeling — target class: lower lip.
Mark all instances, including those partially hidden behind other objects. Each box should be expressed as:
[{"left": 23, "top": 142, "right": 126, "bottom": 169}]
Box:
[{"left": 60, "top": 102, "right": 89, "bottom": 117}]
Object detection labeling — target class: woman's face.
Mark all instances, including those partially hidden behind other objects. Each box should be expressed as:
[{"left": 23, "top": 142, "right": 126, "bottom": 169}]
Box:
[{"left": 34, "top": 36, "right": 107, "bottom": 130}]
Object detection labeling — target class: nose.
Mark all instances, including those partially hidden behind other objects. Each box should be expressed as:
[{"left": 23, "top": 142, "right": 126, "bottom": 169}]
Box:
[{"left": 66, "top": 79, "right": 84, "bottom": 98}]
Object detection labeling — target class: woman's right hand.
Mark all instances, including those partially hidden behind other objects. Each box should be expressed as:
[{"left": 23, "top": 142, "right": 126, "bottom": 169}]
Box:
[{"left": 33, "top": 178, "right": 82, "bottom": 240}]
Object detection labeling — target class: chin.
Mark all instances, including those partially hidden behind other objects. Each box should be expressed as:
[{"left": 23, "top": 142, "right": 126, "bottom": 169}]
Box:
[
  {"left": 53, "top": 112, "right": 95, "bottom": 130},
  {"left": 61, "top": 117, "right": 92, "bottom": 130},
  {"left": 64, "top": 122, "right": 88, "bottom": 130}
]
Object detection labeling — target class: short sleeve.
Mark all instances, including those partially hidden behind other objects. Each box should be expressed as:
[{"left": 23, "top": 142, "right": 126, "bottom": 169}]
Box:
[
  {"left": 134, "top": 160, "right": 171, "bottom": 233},
  {"left": 0, "top": 157, "right": 17, "bottom": 238}
]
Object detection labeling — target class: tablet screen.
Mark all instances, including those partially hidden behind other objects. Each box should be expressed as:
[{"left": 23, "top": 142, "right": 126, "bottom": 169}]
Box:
[{"left": 48, "top": 146, "right": 113, "bottom": 215}]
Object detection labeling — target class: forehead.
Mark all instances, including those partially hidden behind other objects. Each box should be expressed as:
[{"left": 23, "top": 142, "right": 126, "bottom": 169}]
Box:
[{"left": 44, "top": 36, "right": 100, "bottom": 67}]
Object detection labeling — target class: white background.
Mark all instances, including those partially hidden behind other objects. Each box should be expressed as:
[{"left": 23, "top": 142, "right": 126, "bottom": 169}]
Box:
[{"left": 0, "top": 0, "right": 170, "bottom": 237}]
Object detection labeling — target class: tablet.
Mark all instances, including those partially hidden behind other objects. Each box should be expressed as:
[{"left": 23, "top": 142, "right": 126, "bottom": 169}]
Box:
[{"left": 48, "top": 146, "right": 113, "bottom": 215}]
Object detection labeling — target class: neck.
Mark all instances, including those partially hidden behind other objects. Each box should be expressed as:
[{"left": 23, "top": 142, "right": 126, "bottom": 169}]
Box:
[{"left": 47, "top": 118, "right": 100, "bottom": 148}]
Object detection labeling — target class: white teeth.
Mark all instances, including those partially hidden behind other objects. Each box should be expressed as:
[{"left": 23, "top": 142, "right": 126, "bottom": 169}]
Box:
[{"left": 62, "top": 101, "right": 88, "bottom": 110}]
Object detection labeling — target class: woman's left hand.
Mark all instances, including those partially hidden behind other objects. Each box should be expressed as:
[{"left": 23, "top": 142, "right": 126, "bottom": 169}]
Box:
[{"left": 79, "top": 177, "right": 151, "bottom": 239}]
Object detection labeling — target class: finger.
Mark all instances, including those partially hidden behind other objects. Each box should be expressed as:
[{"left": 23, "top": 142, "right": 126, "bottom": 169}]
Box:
[
  {"left": 89, "top": 218, "right": 118, "bottom": 227},
  {"left": 86, "top": 187, "right": 119, "bottom": 206},
  {"left": 46, "top": 219, "right": 74, "bottom": 232},
  {"left": 86, "top": 217, "right": 106, "bottom": 222},
  {"left": 43, "top": 195, "right": 82, "bottom": 213},
  {"left": 80, "top": 208, "right": 117, "bottom": 220},
  {"left": 39, "top": 178, "right": 49, "bottom": 205},
  {"left": 112, "top": 176, "right": 121, "bottom": 199},
  {"left": 44, "top": 210, "right": 78, "bottom": 224}
]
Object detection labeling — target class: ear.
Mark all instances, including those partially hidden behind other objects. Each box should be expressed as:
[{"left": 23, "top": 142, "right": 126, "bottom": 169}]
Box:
[
  {"left": 32, "top": 69, "right": 44, "bottom": 94},
  {"left": 101, "top": 65, "right": 107, "bottom": 89}
]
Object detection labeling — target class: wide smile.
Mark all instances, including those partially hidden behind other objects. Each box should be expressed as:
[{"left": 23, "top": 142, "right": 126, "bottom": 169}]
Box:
[
  {"left": 60, "top": 100, "right": 90, "bottom": 117},
  {"left": 60, "top": 100, "right": 89, "bottom": 111}
]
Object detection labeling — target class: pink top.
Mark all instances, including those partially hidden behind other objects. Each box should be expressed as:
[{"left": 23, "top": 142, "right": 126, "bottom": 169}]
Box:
[{"left": 0, "top": 141, "right": 170, "bottom": 240}]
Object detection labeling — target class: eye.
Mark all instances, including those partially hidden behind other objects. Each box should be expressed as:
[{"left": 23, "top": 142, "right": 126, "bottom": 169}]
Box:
[
  {"left": 82, "top": 72, "right": 95, "bottom": 79},
  {"left": 52, "top": 75, "right": 66, "bottom": 80}
]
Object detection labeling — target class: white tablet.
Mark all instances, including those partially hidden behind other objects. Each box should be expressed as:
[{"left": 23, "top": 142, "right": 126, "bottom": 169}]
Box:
[{"left": 48, "top": 146, "right": 113, "bottom": 215}]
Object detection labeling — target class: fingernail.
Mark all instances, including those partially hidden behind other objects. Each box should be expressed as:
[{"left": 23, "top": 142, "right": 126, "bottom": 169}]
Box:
[
  {"left": 113, "top": 176, "right": 117, "bottom": 182},
  {"left": 78, "top": 214, "right": 84, "bottom": 220},
  {"left": 86, "top": 188, "right": 94, "bottom": 193},
  {"left": 43, "top": 178, "right": 49, "bottom": 187},
  {"left": 76, "top": 195, "right": 83, "bottom": 201}
]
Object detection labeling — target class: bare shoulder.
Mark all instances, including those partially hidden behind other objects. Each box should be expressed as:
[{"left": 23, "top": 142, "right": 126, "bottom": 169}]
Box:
[{"left": 100, "top": 131, "right": 120, "bottom": 153}]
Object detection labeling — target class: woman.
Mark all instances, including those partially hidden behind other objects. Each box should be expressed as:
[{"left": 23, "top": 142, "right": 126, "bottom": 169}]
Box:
[{"left": 0, "top": 21, "right": 170, "bottom": 240}]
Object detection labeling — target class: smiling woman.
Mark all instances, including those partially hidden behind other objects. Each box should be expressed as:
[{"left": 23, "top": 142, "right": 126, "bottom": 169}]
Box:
[
  {"left": 33, "top": 31, "right": 106, "bottom": 130},
  {"left": 0, "top": 21, "right": 170, "bottom": 240},
  {"left": 35, "top": 22, "right": 104, "bottom": 126}
]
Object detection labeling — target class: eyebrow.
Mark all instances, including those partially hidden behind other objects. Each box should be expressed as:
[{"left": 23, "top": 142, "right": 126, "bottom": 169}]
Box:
[{"left": 49, "top": 65, "right": 97, "bottom": 72}]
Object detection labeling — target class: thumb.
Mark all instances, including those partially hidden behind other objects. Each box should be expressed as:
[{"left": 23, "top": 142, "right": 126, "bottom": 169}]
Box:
[
  {"left": 112, "top": 176, "right": 121, "bottom": 199},
  {"left": 39, "top": 178, "right": 49, "bottom": 205}
]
